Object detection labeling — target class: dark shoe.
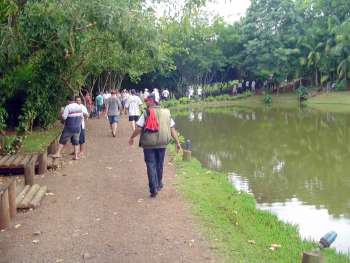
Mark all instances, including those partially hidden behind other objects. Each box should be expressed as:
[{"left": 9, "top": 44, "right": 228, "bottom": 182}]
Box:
[
  {"left": 150, "top": 192, "right": 158, "bottom": 198},
  {"left": 157, "top": 183, "right": 164, "bottom": 191}
]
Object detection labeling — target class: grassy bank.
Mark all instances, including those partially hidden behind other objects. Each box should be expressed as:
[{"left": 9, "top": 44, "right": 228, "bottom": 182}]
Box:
[
  {"left": 170, "top": 149, "right": 349, "bottom": 263},
  {"left": 306, "top": 92, "right": 350, "bottom": 113},
  {"left": 3, "top": 127, "right": 61, "bottom": 154}
]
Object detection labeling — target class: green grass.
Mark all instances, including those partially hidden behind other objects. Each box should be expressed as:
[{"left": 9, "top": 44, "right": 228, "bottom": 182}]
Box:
[
  {"left": 6, "top": 128, "right": 61, "bottom": 153},
  {"left": 169, "top": 148, "right": 350, "bottom": 263},
  {"left": 306, "top": 92, "right": 350, "bottom": 113}
]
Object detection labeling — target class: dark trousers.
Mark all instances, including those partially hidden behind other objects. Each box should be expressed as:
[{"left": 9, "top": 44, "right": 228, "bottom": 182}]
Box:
[{"left": 143, "top": 148, "right": 166, "bottom": 194}]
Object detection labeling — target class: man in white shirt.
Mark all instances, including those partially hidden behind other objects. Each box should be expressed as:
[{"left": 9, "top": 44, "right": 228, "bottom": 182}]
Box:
[
  {"left": 73, "top": 96, "right": 89, "bottom": 156},
  {"left": 125, "top": 89, "right": 143, "bottom": 131},
  {"left": 52, "top": 96, "right": 83, "bottom": 160}
]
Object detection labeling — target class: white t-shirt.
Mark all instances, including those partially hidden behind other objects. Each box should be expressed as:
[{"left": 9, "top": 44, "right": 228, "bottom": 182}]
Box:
[
  {"left": 136, "top": 112, "right": 175, "bottom": 128},
  {"left": 62, "top": 103, "right": 83, "bottom": 120},
  {"left": 80, "top": 104, "right": 89, "bottom": 129},
  {"left": 152, "top": 90, "right": 160, "bottom": 103},
  {"left": 125, "top": 95, "right": 143, "bottom": 116},
  {"left": 162, "top": 90, "right": 169, "bottom": 98}
]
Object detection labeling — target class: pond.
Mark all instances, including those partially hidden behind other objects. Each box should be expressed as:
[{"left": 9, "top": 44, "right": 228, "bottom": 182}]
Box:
[{"left": 174, "top": 106, "right": 350, "bottom": 253}]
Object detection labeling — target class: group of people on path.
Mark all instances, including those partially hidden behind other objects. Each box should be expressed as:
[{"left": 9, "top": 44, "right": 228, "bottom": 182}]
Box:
[{"left": 52, "top": 88, "right": 181, "bottom": 198}]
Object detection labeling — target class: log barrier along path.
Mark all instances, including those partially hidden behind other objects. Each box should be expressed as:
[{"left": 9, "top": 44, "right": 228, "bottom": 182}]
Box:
[{"left": 0, "top": 116, "right": 218, "bottom": 263}]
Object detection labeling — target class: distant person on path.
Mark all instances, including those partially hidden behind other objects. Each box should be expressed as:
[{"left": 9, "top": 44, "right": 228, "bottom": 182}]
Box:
[
  {"left": 251, "top": 80, "right": 256, "bottom": 93},
  {"left": 106, "top": 89, "right": 122, "bottom": 137},
  {"left": 125, "top": 89, "right": 143, "bottom": 131},
  {"left": 143, "top": 88, "right": 150, "bottom": 100},
  {"left": 52, "top": 96, "right": 83, "bottom": 160},
  {"left": 128, "top": 93, "right": 181, "bottom": 198},
  {"left": 84, "top": 92, "right": 93, "bottom": 115},
  {"left": 96, "top": 93, "right": 103, "bottom": 119},
  {"left": 197, "top": 87, "right": 202, "bottom": 99},
  {"left": 72, "top": 96, "right": 89, "bottom": 157},
  {"left": 152, "top": 88, "right": 160, "bottom": 103}
]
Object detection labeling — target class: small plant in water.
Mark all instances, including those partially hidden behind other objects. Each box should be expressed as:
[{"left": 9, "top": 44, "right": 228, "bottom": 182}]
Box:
[
  {"left": 296, "top": 85, "right": 308, "bottom": 101},
  {"left": 263, "top": 92, "right": 272, "bottom": 104}
]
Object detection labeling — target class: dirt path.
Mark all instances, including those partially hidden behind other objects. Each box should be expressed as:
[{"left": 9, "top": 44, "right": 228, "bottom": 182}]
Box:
[{"left": 0, "top": 116, "right": 218, "bottom": 263}]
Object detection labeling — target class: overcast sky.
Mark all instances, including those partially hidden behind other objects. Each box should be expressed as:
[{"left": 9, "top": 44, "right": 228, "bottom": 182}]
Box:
[
  {"left": 204, "top": 0, "right": 251, "bottom": 23},
  {"left": 149, "top": 0, "right": 251, "bottom": 24}
]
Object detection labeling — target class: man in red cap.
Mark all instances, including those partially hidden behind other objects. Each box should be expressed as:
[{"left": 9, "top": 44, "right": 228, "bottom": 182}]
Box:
[{"left": 128, "top": 94, "right": 181, "bottom": 197}]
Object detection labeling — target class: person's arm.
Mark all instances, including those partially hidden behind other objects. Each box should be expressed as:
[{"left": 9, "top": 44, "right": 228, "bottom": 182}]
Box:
[
  {"left": 105, "top": 99, "right": 109, "bottom": 116},
  {"left": 62, "top": 106, "right": 69, "bottom": 120},
  {"left": 128, "top": 127, "right": 142, "bottom": 145},
  {"left": 171, "top": 127, "right": 181, "bottom": 152}
]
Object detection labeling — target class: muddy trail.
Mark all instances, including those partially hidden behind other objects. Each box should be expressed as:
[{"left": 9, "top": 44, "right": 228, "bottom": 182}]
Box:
[{"left": 0, "top": 116, "right": 218, "bottom": 263}]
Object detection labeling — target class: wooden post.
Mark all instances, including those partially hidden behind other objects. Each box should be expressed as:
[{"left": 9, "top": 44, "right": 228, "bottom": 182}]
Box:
[
  {"left": 48, "top": 137, "right": 59, "bottom": 155},
  {"left": 38, "top": 150, "right": 47, "bottom": 175},
  {"left": 182, "top": 150, "right": 192, "bottom": 161},
  {"left": 0, "top": 189, "right": 10, "bottom": 230},
  {"left": 302, "top": 251, "right": 323, "bottom": 263},
  {"left": 24, "top": 159, "right": 35, "bottom": 186},
  {"left": 8, "top": 180, "right": 16, "bottom": 218}
]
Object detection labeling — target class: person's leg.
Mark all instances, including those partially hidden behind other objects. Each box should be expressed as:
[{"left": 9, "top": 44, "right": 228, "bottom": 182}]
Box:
[
  {"left": 143, "top": 149, "right": 158, "bottom": 196},
  {"left": 79, "top": 129, "right": 85, "bottom": 156},
  {"left": 72, "top": 133, "right": 80, "bottom": 160},
  {"left": 155, "top": 148, "right": 166, "bottom": 190},
  {"left": 52, "top": 129, "right": 70, "bottom": 158}
]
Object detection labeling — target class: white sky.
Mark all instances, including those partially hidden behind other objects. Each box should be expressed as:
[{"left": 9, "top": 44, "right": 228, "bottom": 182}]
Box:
[
  {"left": 148, "top": 0, "right": 251, "bottom": 24},
  {"left": 204, "top": 0, "right": 251, "bottom": 23}
]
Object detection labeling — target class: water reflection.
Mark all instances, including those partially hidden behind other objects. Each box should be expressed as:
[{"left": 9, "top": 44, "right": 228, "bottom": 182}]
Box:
[{"left": 175, "top": 107, "right": 350, "bottom": 252}]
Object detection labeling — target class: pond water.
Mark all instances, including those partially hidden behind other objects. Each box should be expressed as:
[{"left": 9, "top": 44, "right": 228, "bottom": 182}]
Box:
[{"left": 174, "top": 106, "right": 350, "bottom": 253}]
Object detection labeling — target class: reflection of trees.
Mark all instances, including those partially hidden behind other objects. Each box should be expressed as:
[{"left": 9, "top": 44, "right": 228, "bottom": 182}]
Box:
[{"left": 175, "top": 108, "right": 350, "bottom": 218}]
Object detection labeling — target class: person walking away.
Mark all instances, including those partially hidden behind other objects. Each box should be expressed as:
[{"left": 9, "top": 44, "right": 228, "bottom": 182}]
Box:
[
  {"left": 73, "top": 96, "right": 89, "bottom": 156},
  {"left": 52, "top": 96, "right": 83, "bottom": 160},
  {"left": 84, "top": 92, "right": 93, "bottom": 115},
  {"left": 197, "top": 87, "right": 202, "bottom": 99},
  {"left": 96, "top": 93, "right": 103, "bottom": 119},
  {"left": 143, "top": 88, "right": 150, "bottom": 100},
  {"left": 125, "top": 89, "right": 143, "bottom": 131},
  {"left": 152, "top": 88, "right": 160, "bottom": 103},
  {"left": 128, "top": 94, "right": 181, "bottom": 198},
  {"left": 251, "top": 80, "right": 256, "bottom": 94},
  {"left": 106, "top": 89, "right": 122, "bottom": 137}
]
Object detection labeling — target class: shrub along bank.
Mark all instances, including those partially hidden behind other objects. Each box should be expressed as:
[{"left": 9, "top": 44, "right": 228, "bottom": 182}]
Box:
[{"left": 169, "top": 148, "right": 349, "bottom": 263}]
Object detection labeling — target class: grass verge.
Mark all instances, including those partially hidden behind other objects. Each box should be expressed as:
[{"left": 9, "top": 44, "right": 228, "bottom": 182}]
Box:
[
  {"left": 5, "top": 127, "right": 61, "bottom": 153},
  {"left": 306, "top": 92, "right": 350, "bottom": 114},
  {"left": 169, "top": 148, "right": 350, "bottom": 263}
]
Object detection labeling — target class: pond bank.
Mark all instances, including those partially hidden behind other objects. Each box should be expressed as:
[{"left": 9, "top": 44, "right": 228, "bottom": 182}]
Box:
[
  {"left": 170, "top": 148, "right": 349, "bottom": 262},
  {"left": 169, "top": 92, "right": 350, "bottom": 114}
]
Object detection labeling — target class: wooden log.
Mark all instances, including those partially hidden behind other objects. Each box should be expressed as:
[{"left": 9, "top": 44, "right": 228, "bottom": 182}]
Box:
[
  {"left": 19, "top": 155, "right": 32, "bottom": 168},
  {"left": 38, "top": 150, "right": 47, "bottom": 175},
  {"left": 301, "top": 251, "right": 323, "bottom": 263},
  {"left": 0, "top": 189, "right": 10, "bottom": 230},
  {"left": 16, "top": 183, "right": 24, "bottom": 196},
  {"left": 24, "top": 159, "right": 35, "bottom": 186},
  {"left": 29, "top": 186, "right": 47, "bottom": 209},
  {"left": 0, "top": 155, "right": 11, "bottom": 167},
  {"left": 8, "top": 180, "right": 16, "bottom": 218},
  {"left": 16, "top": 185, "right": 31, "bottom": 207},
  {"left": 182, "top": 150, "right": 192, "bottom": 161},
  {"left": 11, "top": 155, "right": 25, "bottom": 167},
  {"left": 3, "top": 155, "right": 18, "bottom": 167},
  {"left": 18, "top": 184, "right": 40, "bottom": 209}
]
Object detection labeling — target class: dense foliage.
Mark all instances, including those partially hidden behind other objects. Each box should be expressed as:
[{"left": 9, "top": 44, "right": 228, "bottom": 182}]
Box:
[{"left": 1, "top": 0, "right": 350, "bottom": 131}]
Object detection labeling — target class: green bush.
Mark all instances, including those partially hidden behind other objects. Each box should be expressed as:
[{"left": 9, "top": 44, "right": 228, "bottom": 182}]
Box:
[
  {"left": 296, "top": 85, "right": 308, "bottom": 101},
  {"left": 179, "top": 97, "right": 191, "bottom": 104},
  {"left": 336, "top": 79, "right": 348, "bottom": 91},
  {"left": 263, "top": 93, "right": 272, "bottom": 104}
]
